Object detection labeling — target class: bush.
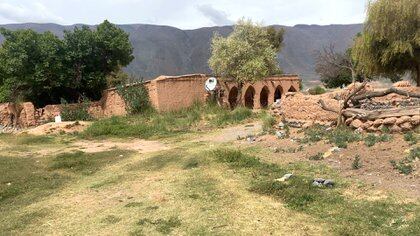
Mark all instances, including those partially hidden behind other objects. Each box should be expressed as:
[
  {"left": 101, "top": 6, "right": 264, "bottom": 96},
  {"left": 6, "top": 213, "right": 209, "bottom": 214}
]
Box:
[
  {"left": 364, "top": 133, "right": 392, "bottom": 147},
  {"left": 309, "top": 152, "right": 324, "bottom": 160},
  {"left": 261, "top": 113, "right": 276, "bottom": 133},
  {"left": 116, "top": 82, "right": 151, "bottom": 114},
  {"left": 404, "top": 132, "right": 418, "bottom": 145},
  {"left": 352, "top": 155, "right": 362, "bottom": 169},
  {"left": 308, "top": 85, "right": 326, "bottom": 95},
  {"left": 60, "top": 97, "right": 93, "bottom": 121},
  {"left": 327, "top": 127, "right": 362, "bottom": 148}
]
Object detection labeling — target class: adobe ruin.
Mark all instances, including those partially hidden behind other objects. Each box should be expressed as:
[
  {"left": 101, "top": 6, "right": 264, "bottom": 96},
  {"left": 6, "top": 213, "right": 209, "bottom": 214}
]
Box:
[{"left": 0, "top": 74, "right": 301, "bottom": 128}]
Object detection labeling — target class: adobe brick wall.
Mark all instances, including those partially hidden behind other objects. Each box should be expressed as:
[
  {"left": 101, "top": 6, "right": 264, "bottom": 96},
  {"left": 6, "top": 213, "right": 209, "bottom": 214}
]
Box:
[{"left": 0, "top": 74, "right": 301, "bottom": 127}]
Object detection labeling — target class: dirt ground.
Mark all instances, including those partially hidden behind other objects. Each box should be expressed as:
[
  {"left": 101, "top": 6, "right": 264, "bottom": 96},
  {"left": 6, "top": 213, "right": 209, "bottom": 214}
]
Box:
[{"left": 234, "top": 128, "right": 419, "bottom": 198}]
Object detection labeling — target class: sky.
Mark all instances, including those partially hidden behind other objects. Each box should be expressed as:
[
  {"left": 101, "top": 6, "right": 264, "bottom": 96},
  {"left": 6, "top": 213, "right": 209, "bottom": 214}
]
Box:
[{"left": 0, "top": 0, "right": 367, "bottom": 29}]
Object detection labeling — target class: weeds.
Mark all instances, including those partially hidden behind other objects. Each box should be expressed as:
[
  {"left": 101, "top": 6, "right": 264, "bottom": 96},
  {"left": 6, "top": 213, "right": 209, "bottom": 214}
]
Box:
[
  {"left": 116, "top": 82, "right": 152, "bottom": 114},
  {"left": 309, "top": 152, "right": 324, "bottom": 161},
  {"left": 60, "top": 97, "right": 93, "bottom": 121},
  {"left": 83, "top": 102, "right": 253, "bottom": 139},
  {"left": 260, "top": 112, "right": 276, "bottom": 133},
  {"left": 308, "top": 85, "right": 326, "bottom": 95},
  {"left": 210, "top": 148, "right": 419, "bottom": 234},
  {"left": 364, "top": 133, "right": 392, "bottom": 147},
  {"left": 404, "top": 131, "right": 418, "bottom": 145},
  {"left": 352, "top": 155, "right": 362, "bottom": 169},
  {"left": 390, "top": 147, "right": 419, "bottom": 175},
  {"left": 136, "top": 216, "right": 181, "bottom": 234},
  {"left": 50, "top": 150, "right": 132, "bottom": 175},
  {"left": 301, "top": 125, "right": 362, "bottom": 148}
]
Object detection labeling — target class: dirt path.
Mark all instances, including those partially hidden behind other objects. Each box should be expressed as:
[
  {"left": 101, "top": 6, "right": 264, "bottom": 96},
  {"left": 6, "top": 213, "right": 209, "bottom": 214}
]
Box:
[{"left": 199, "top": 122, "right": 262, "bottom": 143}]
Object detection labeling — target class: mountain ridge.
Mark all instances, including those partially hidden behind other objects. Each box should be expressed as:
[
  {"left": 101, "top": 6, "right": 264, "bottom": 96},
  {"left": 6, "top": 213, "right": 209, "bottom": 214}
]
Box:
[{"left": 0, "top": 23, "right": 363, "bottom": 82}]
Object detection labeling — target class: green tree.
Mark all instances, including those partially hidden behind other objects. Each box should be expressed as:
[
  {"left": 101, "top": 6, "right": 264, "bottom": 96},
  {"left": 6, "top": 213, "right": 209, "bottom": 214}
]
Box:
[
  {"left": 352, "top": 0, "right": 420, "bottom": 86},
  {"left": 0, "top": 29, "right": 66, "bottom": 106},
  {"left": 209, "top": 19, "right": 281, "bottom": 103},
  {"left": 266, "top": 26, "right": 285, "bottom": 52}
]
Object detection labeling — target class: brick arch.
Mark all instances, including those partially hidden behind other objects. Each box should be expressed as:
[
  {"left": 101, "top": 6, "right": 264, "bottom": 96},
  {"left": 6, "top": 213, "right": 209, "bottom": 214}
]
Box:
[
  {"left": 288, "top": 85, "right": 298, "bottom": 92},
  {"left": 273, "top": 85, "right": 283, "bottom": 102},
  {"left": 228, "top": 86, "right": 238, "bottom": 109},
  {"left": 244, "top": 86, "right": 255, "bottom": 109},
  {"left": 259, "top": 86, "right": 270, "bottom": 108}
]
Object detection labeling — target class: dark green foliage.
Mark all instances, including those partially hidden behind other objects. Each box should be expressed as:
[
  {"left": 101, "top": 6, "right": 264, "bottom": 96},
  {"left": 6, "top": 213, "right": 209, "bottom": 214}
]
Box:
[
  {"left": 309, "top": 152, "right": 324, "bottom": 161},
  {"left": 404, "top": 131, "right": 418, "bottom": 145},
  {"left": 101, "top": 215, "right": 121, "bottom": 224},
  {"left": 265, "top": 26, "right": 285, "bottom": 52},
  {"left": 308, "top": 85, "right": 326, "bottom": 95},
  {"left": 60, "top": 97, "right": 93, "bottom": 121},
  {"left": 116, "top": 83, "right": 151, "bottom": 114},
  {"left": 0, "top": 20, "right": 133, "bottom": 106},
  {"left": 183, "top": 157, "right": 200, "bottom": 169},
  {"left": 352, "top": 155, "right": 362, "bottom": 169}
]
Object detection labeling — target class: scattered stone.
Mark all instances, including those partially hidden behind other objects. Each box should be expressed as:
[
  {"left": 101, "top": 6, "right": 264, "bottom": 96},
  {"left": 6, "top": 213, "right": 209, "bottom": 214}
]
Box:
[
  {"left": 6, "top": 183, "right": 11, "bottom": 186},
  {"left": 390, "top": 124, "right": 402, "bottom": 133},
  {"left": 396, "top": 116, "right": 411, "bottom": 125},
  {"left": 323, "top": 179, "right": 335, "bottom": 188},
  {"left": 410, "top": 115, "right": 420, "bottom": 126},
  {"left": 275, "top": 131, "right": 286, "bottom": 139},
  {"left": 312, "top": 178, "right": 335, "bottom": 188},
  {"left": 400, "top": 122, "right": 413, "bottom": 131},
  {"left": 275, "top": 173, "right": 293, "bottom": 182},
  {"left": 246, "top": 136, "right": 256, "bottom": 142},
  {"left": 278, "top": 122, "right": 285, "bottom": 129},
  {"left": 287, "top": 121, "right": 303, "bottom": 128},
  {"left": 383, "top": 117, "right": 397, "bottom": 125},
  {"left": 350, "top": 119, "right": 363, "bottom": 129},
  {"left": 373, "top": 119, "right": 383, "bottom": 127}
]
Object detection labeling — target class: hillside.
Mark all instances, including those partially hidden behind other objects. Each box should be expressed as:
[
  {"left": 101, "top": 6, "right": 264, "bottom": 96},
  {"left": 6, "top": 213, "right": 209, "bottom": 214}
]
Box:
[{"left": 0, "top": 23, "right": 362, "bottom": 82}]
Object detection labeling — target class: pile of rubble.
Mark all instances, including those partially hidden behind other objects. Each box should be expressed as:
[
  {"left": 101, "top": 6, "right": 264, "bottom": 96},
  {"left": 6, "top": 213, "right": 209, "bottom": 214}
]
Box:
[{"left": 271, "top": 81, "right": 420, "bottom": 133}]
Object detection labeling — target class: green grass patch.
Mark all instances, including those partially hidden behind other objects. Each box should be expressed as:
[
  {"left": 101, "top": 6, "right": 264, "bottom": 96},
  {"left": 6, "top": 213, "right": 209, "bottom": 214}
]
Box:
[
  {"left": 390, "top": 147, "right": 419, "bottom": 175},
  {"left": 210, "top": 148, "right": 419, "bottom": 235},
  {"left": 14, "top": 135, "right": 55, "bottom": 145},
  {"left": 301, "top": 125, "right": 362, "bottom": 148},
  {"left": 50, "top": 149, "right": 133, "bottom": 175},
  {"left": 352, "top": 155, "right": 362, "bottom": 169},
  {"left": 82, "top": 102, "right": 254, "bottom": 139},
  {"left": 260, "top": 112, "right": 276, "bottom": 133},
  {"left": 308, "top": 152, "right": 324, "bottom": 161},
  {"left": 136, "top": 216, "right": 181, "bottom": 234}
]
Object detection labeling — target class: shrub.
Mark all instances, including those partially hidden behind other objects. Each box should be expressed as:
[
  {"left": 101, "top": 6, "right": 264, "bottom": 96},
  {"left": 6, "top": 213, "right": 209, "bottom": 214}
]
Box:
[
  {"left": 390, "top": 160, "right": 413, "bottom": 175},
  {"left": 404, "top": 132, "right": 418, "bottom": 145},
  {"left": 261, "top": 113, "right": 276, "bottom": 133},
  {"left": 364, "top": 133, "right": 392, "bottom": 147},
  {"left": 352, "top": 155, "right": 362, "bottom": 169},
  {"left": 327, "top": 127, "right": 362, "bottom": 148},
  {"left": 116, "top": 82, "right": 151, "bottom": 114},
  {"left": 301, "top": 125, "right": 329, "bottom": 143},
  {"left": 60, "top": 97, "right": 93, "bottom": 121},
  {"left": 309, "top": 152, "right": 324, "bottom": 160},
  {"left": 308, "top": 85, "right": 326, "bottom": 95}
]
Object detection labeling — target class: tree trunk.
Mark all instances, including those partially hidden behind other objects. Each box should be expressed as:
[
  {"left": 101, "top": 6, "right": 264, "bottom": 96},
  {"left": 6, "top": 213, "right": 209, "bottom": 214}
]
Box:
[
  {"left": 416, "top": 63, "right": 420, "bottom": 87},
  {"left": 236, "top": 82, "right": 244, "bottom": 107}
]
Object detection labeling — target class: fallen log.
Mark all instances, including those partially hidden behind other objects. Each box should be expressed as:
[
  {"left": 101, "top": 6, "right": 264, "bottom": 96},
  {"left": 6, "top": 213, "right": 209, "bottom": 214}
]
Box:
[
  {"left": 342, "top": 106, "right": 420, "bottom": 120},
  {"left": 351, "top": 87, "right": 420, "bottom": 105}
]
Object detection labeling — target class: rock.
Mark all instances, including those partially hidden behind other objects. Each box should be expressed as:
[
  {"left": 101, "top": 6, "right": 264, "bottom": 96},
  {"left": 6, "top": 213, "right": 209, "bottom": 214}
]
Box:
[
  {"left": 373, "top": 119, "right": 383, "bottom": 127},
  {"left": 275, "top": 131, "right": 286, "bottom": 139},
  {"left": 345, "top": 118, "right": 354, "bottom": 126},
  {"left": 312, "top": 181, "right": 323, "bottom": 187},
  {"left": 355, "top": 127, "right": 364, "bottom": 133},
  {"left": 410, "top": 115, "right": 420, "bottom": 126},
  {"left": 367, "top": 126, "right": 378, "bottom": 132},
  {"left": 276, "top": 173, "right": 293, "bottom": 182},
  {"left": 400, "top": 122, "right": 413, "bottom": 131},
  {"left": 246, "top": 136, "right": 256, "bottom": 142},
  {"left": 396, "top": 116, "right": 411, "bottom": 125},
  {"left": 361, "top": 121, "right": 373, "bottom": 129},
  {"left": 278, "top": 122, "right": 285, "bottom": 129},
  {"left": 350, "top": 119, "right": 363, "bottom": 129},
  {"left": 383, "top": 117, "right": 397, "bottom": 125},
  {"left": 323, "top": 179, "right": 335, "bottom": 188},
  {"left": 390, "top": 124, "right": 402, "bottom": 133}
]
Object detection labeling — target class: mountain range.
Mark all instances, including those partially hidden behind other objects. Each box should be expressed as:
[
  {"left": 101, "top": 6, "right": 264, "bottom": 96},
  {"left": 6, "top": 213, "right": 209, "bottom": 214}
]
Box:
[{"left": 0, "top": 23, "right": 363, "bottom": 83}]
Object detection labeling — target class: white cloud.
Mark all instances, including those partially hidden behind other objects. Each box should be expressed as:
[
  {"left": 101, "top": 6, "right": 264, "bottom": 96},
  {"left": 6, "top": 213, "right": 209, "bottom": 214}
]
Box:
[
  {"left": 0, "top": 1, "right": 64, "bottom": 24},
  {"left": 196, "top": 4, "right": 233, "bottom": 26}
]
